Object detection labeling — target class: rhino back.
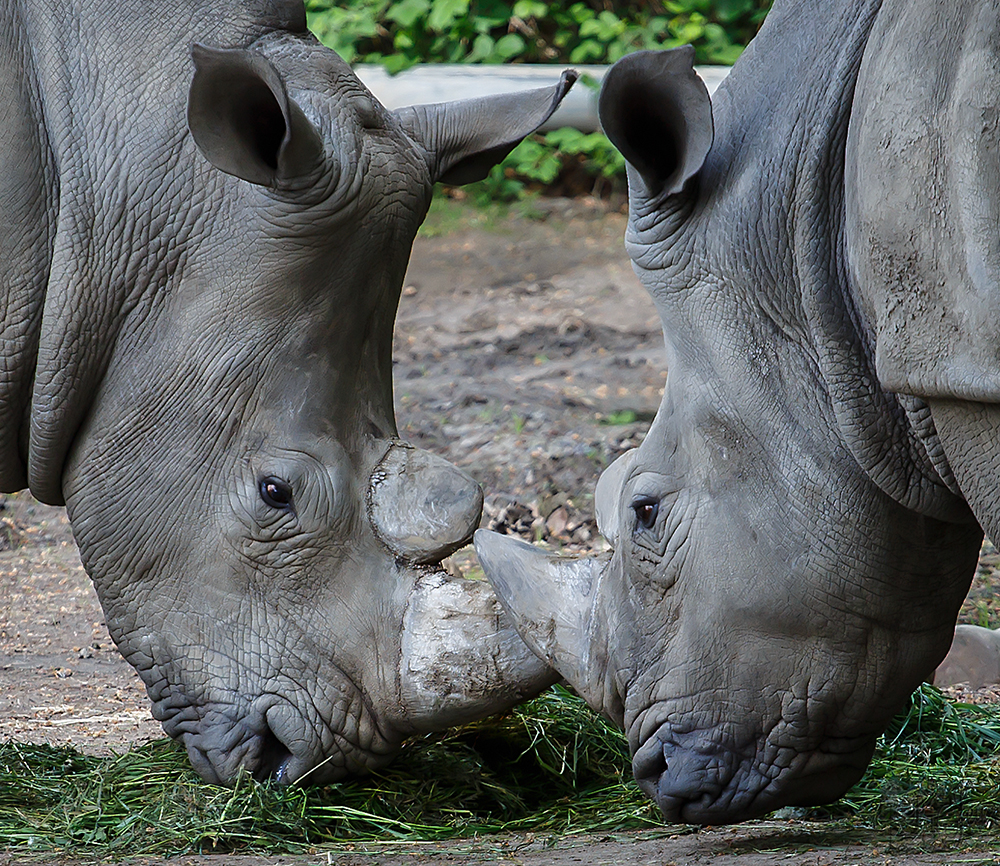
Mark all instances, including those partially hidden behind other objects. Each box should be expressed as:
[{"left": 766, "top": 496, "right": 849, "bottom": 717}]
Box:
[{"left": 5, "top": 0, "right": 305, "bottom": 504}]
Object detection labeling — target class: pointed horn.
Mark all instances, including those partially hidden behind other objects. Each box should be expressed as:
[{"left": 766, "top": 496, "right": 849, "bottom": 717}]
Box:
[
  {"left": 474, "top": 529, "right": 614, "bottom": 716},
  {"left": 397, "top": 571, "right": 558, "bottom": 732}
]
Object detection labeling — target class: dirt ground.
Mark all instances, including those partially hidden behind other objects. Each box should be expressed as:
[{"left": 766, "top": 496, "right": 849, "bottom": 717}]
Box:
[
  {"left": 3, "top": 825, "right": 1000, "bottom": 866},
  {"left": 4, "top": 197, "right": 1000, "bottom": 864}
]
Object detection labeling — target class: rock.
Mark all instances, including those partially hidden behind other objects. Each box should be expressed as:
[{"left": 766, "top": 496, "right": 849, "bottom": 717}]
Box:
[{"left": 934, "top": 624, "right": 1000, "bottom": 688}]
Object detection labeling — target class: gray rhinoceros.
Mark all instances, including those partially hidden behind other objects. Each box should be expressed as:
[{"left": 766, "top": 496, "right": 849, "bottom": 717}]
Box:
[
  {"left": 1, "top": 0, "right": 574, "bottom": 784},
  {"left": 475, "top": 0, "right": 996, "bottom": 824}
]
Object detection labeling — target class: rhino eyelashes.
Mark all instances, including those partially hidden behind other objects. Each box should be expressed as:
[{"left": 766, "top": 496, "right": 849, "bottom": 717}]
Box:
[{"left": 259, "top": 475, "right": 295, "bottom": 511}]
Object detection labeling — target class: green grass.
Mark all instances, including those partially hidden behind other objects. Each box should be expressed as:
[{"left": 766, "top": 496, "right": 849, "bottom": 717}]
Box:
[
  {"left": 0, "top": 686, "right": 658, "bottom": 856},
  {"left": 3, "top": 684, "right": 1000, "bottom": 856},
  {"left": 814, "top": 684, "right": 1000, "bottom": 829}
]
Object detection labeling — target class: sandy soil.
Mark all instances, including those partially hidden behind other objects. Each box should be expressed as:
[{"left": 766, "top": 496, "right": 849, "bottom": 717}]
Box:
[{"left": 3, "top": 197, "right": 1000, "bottom": 864}]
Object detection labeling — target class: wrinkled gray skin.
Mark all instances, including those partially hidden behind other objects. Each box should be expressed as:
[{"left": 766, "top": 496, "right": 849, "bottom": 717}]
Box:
[
  {"left": 476, "top": 0, "right": 997, "bottom": 824},
  {"left": 1, "top": 0, "right": 572, "bottom": 784}
]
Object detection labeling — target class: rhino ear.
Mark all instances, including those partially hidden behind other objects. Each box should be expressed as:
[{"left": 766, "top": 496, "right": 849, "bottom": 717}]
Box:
[
  {"left": 188, "top": 43, "right": 323, "bottom": 187},
  {"left": 594, "top": 448, "right": 637, "bottom": 547},
  {"left": 393, "top": 71, "right": 577, "bottom": 185},
  {"left": 599, "top": 47, "right": 714, "bottom": 197}
]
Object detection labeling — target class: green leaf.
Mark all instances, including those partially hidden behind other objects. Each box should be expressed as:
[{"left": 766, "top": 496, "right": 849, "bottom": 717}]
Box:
[
  {"left": 567, "top": 2, "right": 595, "bottom": 26},
  {"left": 427, "top": 0, "right": 470, "bottom": 32},
  {"left": 569, "top": 39, "right": 604, "bottom": 64},
  {"left": 494, "top": 32, "right": 526, "bottom": 60},
  {"left": 512, "top": 0, "right": 547, "bottom": 18},
  {"left": 384, "top": 0, "right": 430, "bottom": 29},
  {"left": 382, "top": 52, "right": 413, "bottom": 74},
  {"left": 466, "top": 33, "right": 495, "bottom": 62},
  {"left": 707, "top": 43, "right": 744, "bottom": 65},
  {"left": 716, "top": 0, "right": 755, "bottom": 23},
  {"left": 393, "top": 29, "right": 416, "bottom": 50},
  {"left": 671, "top": 18, "right": 708, "bottom": 43}
]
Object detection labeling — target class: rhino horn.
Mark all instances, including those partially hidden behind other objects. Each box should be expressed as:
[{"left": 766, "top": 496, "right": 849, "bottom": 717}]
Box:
[
  {"left": 368, "top": 444, "right": 484, "bottom": 565},
  {"left": 398, "top": 570, "right": 558, "bottom": 731},
  {"left": 473, "top": 529, "right": 619, "bottom": 720},
  {"left": 370, "top": 445, "right": 558, "bottom": 730}
]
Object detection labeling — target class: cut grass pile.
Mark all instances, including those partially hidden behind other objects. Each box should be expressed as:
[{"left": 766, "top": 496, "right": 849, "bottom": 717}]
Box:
[
  {"left": 817, "top": 684, "right": 1000, "bottom": 827},
  {"left": 2, "top": 684, "right": 1000, "bottom": 855},
  {"left": 0, "top": 685, "right": 658, "bottom": 855}
]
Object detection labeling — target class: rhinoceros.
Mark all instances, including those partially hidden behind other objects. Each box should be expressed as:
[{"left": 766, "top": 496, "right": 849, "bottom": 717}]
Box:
[
  {"left": 475, "top": 0, "right": 996, "bottom": 824},
  {"left": 0, "top": 0, "right": 576, "bottom": 784}
]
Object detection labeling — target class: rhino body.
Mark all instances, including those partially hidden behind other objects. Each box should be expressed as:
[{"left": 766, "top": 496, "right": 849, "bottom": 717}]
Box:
[
  {"left": 1, "top": 0, "right": 574, "bottom": 784},
  {"left": 476, "top": 0, "right": 996, "bottom": 823}
]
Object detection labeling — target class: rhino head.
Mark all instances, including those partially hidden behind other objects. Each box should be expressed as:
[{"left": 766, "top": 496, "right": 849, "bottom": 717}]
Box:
[
  {"left": 475, "top": 36, "right": 985, "bottom": 824},
  {"left": 17, "top": 13, "right": 572, "bottom": 784}
]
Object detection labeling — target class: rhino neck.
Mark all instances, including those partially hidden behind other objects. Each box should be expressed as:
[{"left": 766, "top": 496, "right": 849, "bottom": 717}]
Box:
[
  {"left": 0, "top": 1, "right": 57, "bottom": 494},
  {"left": 699, "top": 0, "right": 970, "bottom": 523},
  {"left": 782, "top": 9, "right": 971, "bottom": 523}
]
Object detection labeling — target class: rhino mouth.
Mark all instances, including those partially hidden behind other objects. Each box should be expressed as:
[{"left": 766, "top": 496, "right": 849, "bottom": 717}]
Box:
[
  {"left": 142, "top": 545, "right": 554, "bottom": 788},
  {"left": 154, "top": 684, "right": 399, "bottom": 786},
  {"left": 631, "top": 720, "right": 875, "bottom": 824},
  {"left": 180, "top": 715, "right": 296, "bottom": 786}
]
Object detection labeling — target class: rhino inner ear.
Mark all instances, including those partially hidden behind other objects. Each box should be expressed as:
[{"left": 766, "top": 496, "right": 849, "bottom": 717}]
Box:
[
  {"left": 598, "top": 46, "right": 714, "bottom": 197},
  {"left": 393, "top": 71, "right": 577, "bottom": 185},
  {"left": 188, "top": 43, "right": 322, "bottom": 187}
]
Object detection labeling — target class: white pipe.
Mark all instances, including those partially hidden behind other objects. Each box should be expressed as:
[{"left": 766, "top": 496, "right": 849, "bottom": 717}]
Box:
[{"left": 355, "top": 63, "right": 731, "bottom": 133}]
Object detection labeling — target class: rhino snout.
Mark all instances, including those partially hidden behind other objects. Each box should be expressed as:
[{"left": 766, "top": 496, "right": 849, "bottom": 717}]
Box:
[
  {"left": 166, "top": 693, "right": 386, "bottom": 787},
  {"left": 631, "top": 720, "right": 874, "bottom": 824}
]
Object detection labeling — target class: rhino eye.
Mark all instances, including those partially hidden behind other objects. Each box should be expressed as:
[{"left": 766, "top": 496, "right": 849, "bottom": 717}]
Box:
[
  {"left": 632, "top": 497, "right": 659, "bottom": 531},
  {"left": 259, "top": 476, "right": 294, "bottom": 511}
]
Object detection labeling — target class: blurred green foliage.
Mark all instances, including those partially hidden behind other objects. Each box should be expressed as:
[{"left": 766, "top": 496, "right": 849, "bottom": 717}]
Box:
[
  {"left": 306, "top": 0, "right": 771, "bottom": 70},
  {"left": 305, "top": 0, "right": 773, "bottom": 200}
]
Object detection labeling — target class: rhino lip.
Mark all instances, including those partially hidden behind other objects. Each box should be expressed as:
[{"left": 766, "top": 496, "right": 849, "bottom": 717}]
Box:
[
  {"left": 632, "top": 722, "right": 875, "bottom": 824},
  {"left": 161, "top": 687, "right": 387, "bottom": 787},
  {"left": 632, "top": 729, "right": 741, "bottom": 823},
  {"left": 179, "top": 711, "right": 296, "bottom": 785}
]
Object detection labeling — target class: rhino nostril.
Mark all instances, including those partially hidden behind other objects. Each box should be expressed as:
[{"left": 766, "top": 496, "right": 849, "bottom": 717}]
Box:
[
  {"left": 254, "top": 725, "right": 294, "bottom": 783},
  {"left": 632, "top": 737, "right": 669, "bottom": 800}
]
